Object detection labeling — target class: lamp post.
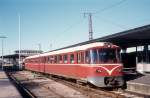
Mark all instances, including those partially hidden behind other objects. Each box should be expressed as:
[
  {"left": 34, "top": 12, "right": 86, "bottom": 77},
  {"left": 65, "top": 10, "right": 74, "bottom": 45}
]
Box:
[
  {"left": 0, "top": 36, "right": 7, "bottom": 70},
  {"left": 18, "top": 14, "right": 22, "bottom": 70}
]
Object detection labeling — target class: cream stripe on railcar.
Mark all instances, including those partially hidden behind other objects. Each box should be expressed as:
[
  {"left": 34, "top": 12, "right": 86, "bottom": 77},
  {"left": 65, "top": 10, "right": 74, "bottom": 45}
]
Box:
[
  {"left": 25, "top": 42, "right": 118, "bottom": 59},
  {"left": 42, "top": 42, "right": 105, "bottom": 56}
]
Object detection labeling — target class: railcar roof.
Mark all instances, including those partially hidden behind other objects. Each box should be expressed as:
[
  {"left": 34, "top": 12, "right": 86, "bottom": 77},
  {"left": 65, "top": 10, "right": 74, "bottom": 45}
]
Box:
[{"left": 25, "top": 42, "right": 118, "bottom": 59}]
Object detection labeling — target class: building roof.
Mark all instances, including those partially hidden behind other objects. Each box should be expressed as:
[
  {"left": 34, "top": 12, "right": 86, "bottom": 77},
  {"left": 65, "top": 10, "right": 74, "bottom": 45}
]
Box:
[
  {"left": 94, "top": 24, "right": 150, "bottom": 48},
  {"left": 15, "top": 50, "right": 43, "bottom": 53},
  {"left": 2, "top": 54, "right": 27, "bottom": 59},
  {"left": 2, "top": 50, "right": 42, "bottom": 59}
]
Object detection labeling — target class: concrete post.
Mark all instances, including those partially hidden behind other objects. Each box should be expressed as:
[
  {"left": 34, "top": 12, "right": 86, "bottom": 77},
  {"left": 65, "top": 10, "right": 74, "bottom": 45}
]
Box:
[{"left": 144, "top": 45, "right": 149, "bottom": 63}]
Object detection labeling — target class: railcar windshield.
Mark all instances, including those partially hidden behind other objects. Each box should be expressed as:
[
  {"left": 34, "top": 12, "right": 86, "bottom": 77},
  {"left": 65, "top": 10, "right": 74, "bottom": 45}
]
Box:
[{"left": 89, "top": 48, "right": 120, "bottom": 64}]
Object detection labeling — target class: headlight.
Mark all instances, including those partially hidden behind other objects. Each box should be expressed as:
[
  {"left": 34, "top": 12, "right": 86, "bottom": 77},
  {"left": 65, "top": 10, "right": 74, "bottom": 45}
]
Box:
[{"left": 117, "top": 68, "right": 122, "bottom": 72}]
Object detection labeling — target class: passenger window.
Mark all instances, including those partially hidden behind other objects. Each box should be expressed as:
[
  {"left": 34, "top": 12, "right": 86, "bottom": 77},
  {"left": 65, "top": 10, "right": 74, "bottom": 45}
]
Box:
[
  {"left": 70, "top": 54, "right": 74, "bottom": 63},
  {"left": 50, "top": 56, "right": 54, "bottom": 64},
  {"left": 54, "top": 56, "right": 57, "bottom": 63},
  {"left": 47, "top": 56, "right": 51, "bottom": 63},
  {"left": 47, "top": 56, "right": 50, "bottom": 63},
  {"left": 92, "top": 49, "right": 98, "bottom": 64},
  {"left": 85, "top": 51, "right": 90, "bottom": 64},
  {"left": 77, "top": 53, "right": 81, "bottom": 63},
  {"left": 77, "top": 52, "right": 84, "bottom": 63},
  {"left": 81, "top": 52, "right": 84, "bottom": 63},
  {"left": 42, "top": 57, "right": 46, "bottom": 63},
  {"left": 45, "top": 57, "right": 47, "bottom": 63},
  {"left": 58, "top": 55, "right": 62, "bottom": 63},
  {"left": 64, "top": 54, "right": 68, "bottom": 63}
]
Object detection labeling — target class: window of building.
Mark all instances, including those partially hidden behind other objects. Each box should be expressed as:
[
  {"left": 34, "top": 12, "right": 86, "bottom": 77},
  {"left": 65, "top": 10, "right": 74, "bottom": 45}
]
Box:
[
  {"left": 63, "top": 54, "right": 68, "bottom": 63},
  {"left": 70, "top": 54, "right": 74, "bottom": 63}
]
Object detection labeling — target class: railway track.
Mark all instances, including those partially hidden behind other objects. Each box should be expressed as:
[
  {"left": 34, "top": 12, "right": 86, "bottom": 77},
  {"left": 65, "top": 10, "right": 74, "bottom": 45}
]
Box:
[
  {"left": 7, "top": 71, "right": 88, "bottom": 98},
  {"left": 48, "top": 76, "right": 124, "bottom": 98},
  {"left": 40, "top": 73, "right": 146, "bottom": 98},
  {"left": 6, "top": 71, "right": 36, "bottom": 98},
  {"left": 8, "top": 71, "right": 146, "bottom": 98}
]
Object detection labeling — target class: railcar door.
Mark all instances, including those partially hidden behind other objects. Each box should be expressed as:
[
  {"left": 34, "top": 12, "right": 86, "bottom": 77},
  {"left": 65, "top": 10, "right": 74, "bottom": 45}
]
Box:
[
  {"left": 38, "top": 57, "right": 45, "bottom": 72},
  {"left": 76, "top": 51, "right": 86, "bottom": 78}
]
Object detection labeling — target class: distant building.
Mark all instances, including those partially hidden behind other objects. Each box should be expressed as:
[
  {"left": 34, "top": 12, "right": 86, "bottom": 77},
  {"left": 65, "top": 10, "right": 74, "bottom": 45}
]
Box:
[
  {"left": 15, "top": 50, "right": 43, "bottom": 56},
  {"left": 1, "top": 50, "right": 43, "bottom": 67}
]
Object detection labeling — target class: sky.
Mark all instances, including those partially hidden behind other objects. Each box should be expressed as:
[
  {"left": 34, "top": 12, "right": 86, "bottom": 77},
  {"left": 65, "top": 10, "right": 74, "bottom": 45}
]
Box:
[{"left": 0, "top": 0, "right": 150, "bottom": 55}]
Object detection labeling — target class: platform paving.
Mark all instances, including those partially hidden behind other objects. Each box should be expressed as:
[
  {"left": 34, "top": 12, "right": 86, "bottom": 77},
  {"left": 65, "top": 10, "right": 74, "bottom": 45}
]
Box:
[
  {"left": 127, "top": 74, "right": 150, "bottom": 96},
  {"left": 0, "top": 70, "right": 22, "bottom": 98}
]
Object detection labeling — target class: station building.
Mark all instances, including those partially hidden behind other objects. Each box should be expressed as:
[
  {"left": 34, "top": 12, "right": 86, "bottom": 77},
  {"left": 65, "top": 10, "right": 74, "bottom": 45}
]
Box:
[{"left": 15, "top": 50, "right": 43, "bottom": 57}]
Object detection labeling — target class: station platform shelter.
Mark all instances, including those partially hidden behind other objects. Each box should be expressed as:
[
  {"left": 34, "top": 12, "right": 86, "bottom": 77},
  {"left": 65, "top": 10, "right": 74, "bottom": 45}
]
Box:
[{"left": 1, "top": 54, "right": 26, "bottom": 70}]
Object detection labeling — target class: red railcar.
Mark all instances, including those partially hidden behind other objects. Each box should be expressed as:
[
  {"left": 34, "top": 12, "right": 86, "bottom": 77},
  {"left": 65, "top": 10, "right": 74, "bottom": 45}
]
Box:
[{"left": 24, "top": 42, "right": 124, "bottom": 87}]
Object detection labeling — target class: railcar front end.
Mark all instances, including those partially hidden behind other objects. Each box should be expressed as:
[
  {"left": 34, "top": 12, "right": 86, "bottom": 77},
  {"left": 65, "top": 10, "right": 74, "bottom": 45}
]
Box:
[
  {"left": 82, "top": 47, "right": 124, "bottom": 87},
  {"left": 86, "top": 64, "right": 124, "bottom": 87}
]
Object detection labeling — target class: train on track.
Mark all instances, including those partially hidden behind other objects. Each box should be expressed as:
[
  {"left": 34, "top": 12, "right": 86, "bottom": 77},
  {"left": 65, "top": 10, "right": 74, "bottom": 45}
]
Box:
[{"left": 24, "top": 42, "right": 124, "bottom": 87}]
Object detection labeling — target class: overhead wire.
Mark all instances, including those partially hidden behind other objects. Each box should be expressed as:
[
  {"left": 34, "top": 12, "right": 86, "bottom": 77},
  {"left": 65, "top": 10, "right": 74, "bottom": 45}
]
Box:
[
  {"left": 94, "top": 0, "right": 126, "bottom": 14},
  {"left": 60, "top": 0, "right": 127, "bottom": 36},
  {"left": 94, "top": 15, "right": 127, "bottom": 30},
  {"left": 60, "top": 18, "right": 85, "bottom": 34},
  {"left": 93, "top": 0, "right": 127, "bottom": 30}
]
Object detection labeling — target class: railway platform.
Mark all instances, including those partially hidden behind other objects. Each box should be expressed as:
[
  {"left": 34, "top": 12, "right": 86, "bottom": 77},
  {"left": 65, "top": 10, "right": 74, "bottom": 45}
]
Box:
[
  {"left": 126, "top": 73, "right": 150, "bottom": 96},
  {"left": 0, "top": 69, "right": 22, "bottom": 98}
]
